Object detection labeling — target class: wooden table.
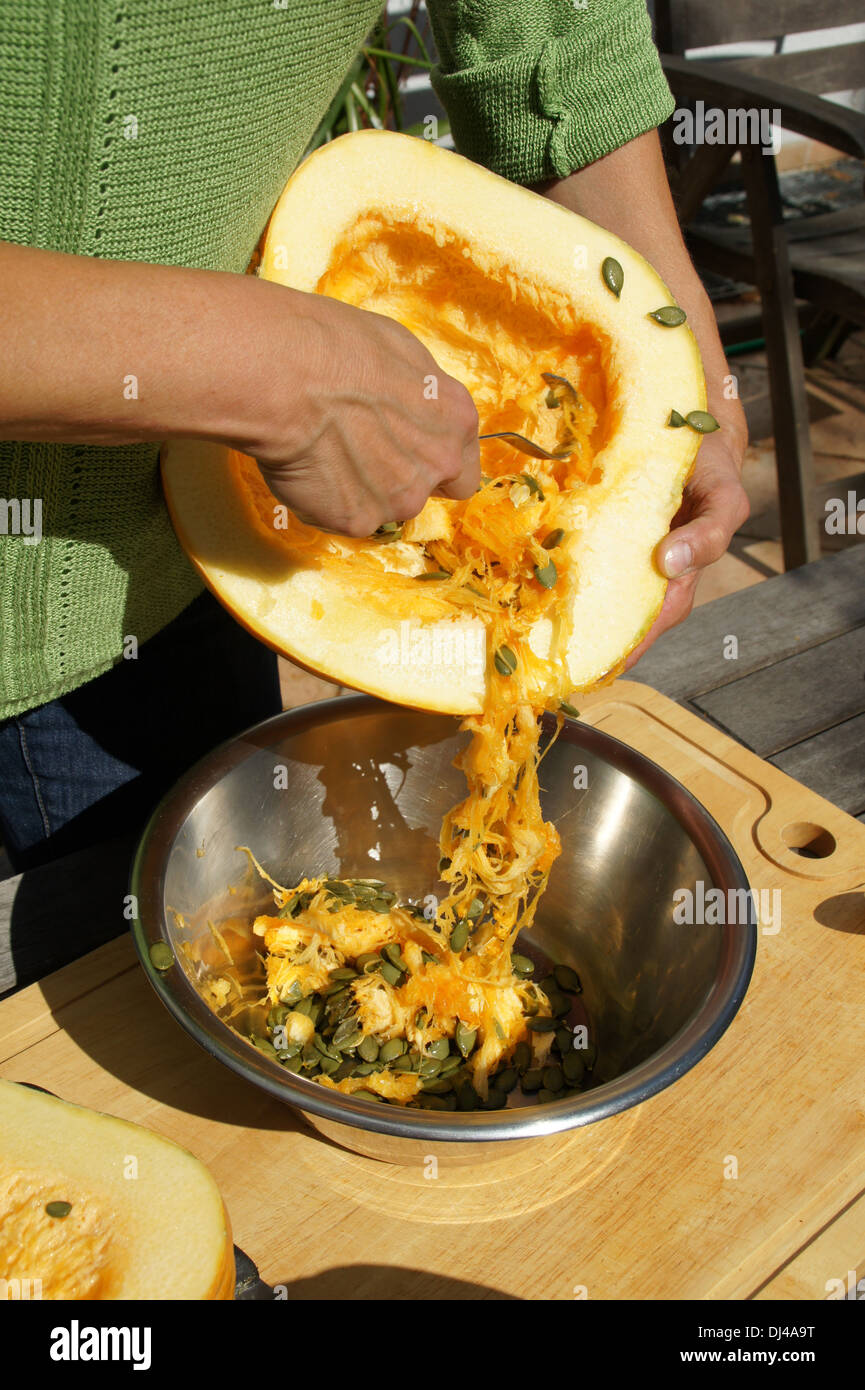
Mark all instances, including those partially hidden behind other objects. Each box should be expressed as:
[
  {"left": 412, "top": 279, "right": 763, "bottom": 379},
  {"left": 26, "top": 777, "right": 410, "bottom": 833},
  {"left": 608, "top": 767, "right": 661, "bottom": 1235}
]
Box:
[{"left": 1, "top": 546, "right": 863, "bottom": 1300}]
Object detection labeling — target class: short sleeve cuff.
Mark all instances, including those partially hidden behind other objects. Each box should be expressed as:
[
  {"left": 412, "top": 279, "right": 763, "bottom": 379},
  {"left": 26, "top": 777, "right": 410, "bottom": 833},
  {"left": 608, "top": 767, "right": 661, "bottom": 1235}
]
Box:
[{"left": 430, "top": 2, "right": 675, "bottom": 184}]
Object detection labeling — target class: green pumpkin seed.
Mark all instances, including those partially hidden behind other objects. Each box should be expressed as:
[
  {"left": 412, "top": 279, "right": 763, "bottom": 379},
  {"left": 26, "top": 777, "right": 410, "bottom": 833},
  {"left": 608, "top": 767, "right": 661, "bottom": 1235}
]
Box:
[
  {"left": 513, "top": 1041, "right": 532, "bottom": 1074},
  {"left": 369, "top": 897, "right": 392, "bottom": 914},
  {"left": 417, "top": 1093, "right": 449, "bottom": 1110},
  {"left": 379, "top": 960, "right": 402, "bottom": 987},
  {"left": 542, "top": 528, "right": 565, "bottom": 550},
  {"left": 283, "top": 979, "right": 304, "bottom": 1003},
  {"left": 543, "top": 1064, "right": 565, "bottom": 1092},
  {"left": 466, "top": 897, "right": 484, "bottom": 920},
  {"left": 266, "top": 1003, "right": 289, "bottom": 1030},
  {"left": 496, "top": 1067, "right": 519, "bottom": 1093},
  {"left": 455, "top": 1020, "right": 477, "bottom": 1057},
  {"left": 427, "top": 1038, "right": 451, "bottom": 1060},
  {"left": 554, "top": 963, "right": 582, "bottom": 993},
  {"left": 334, "top": 1058, "right": 358, "bottom": 1081},
  {"left": 493, "top": 645, "right": 517, "bottom": 678},
  {"left": 391, "top": 1054, "right": 415, "bottom": 1072},
  {"left": 668, "top": 409, "right": 686, "bottom": 428},
  {"left": 563, "top": 1050, "right": 585, "bottom": 1084},
  {"left": 45, "top": 1201, "right": 72, "bottom": 1219},
  {"left": 317, "top": 1055, "right": 341, "bottom": 1075},
  {"left": 456, "top": 1081, "right": 480, "bottom": 1110},
  {"left": 422, "top": 1076, "right": 454, "bottom": 1094},
  {"left": 437, "top": 1054, "right": 464, "bottom": 1077},
  {"left": 378, "top": 1037, "right": 407, "bottom": 1064},
  {"left": 581, "top": 1041, "right": 598, "bottom": 1070},
  {"left": 148, "top": 942, "right": 173, "bottom": 972},
  {"left": 449, "top": 919, "right": 469, "bottom": 952},
  {"left": 648, "top": 305, "right": 687, "bottom": 327},
  {"left": 555, "top": 1027, "right": 573, "bottom": 1054},
  {"left": 356, "top": 952, "right": 380, "bottom": 974},
  {"left": 421, "top": 950, "right": 438, "bottom": 966},
  {"left": 534, "top": 559, "right": 557, "bottom": 589},
  {"left": 537, "top": 1088, "right": 559, "bottom": 1104},
  {"left": 512, "top": 953, "right": 534, "bottom": 978},
  {"left": 357, "top": 1035, "right": 380, "bottom": 1063},
  {"left": 354, "top": 1088, "right": 386, "bottom": 1102},
  {"left": 252, "top": 1036, "right": 278, "bottom": 1059},
  {"left": 521, "top": 1068, "right": 544, "bottom": 1093},
  {"left": 332, "top": 1018, "right": 363, "bottom": 1051},
  {"left": 520, "top": 472, "right": 544, "bottom": 497},
  {"left": 685, "top": 410, "right": 720, "bottom": 434},
  {"left": 526, "top": 1015, "right": 557, "bottom": 1033},
  {"left": 419, "top": 1057, "right": 443, "bottom": 1079},
  {"left": 559, "top": 701, "right": 580, "bottom": 719},
  {"left": 353, "top": 1061, "right": 378, "bottom": 1076},
  {"left": 313, "top": 1033, "right": 341, "bottom": 1062},
  {"left": 602, "top": 256, "right": 624, "bottom": 298},
  {"left": 545, "top": 389, "right": 561, "bottom": 409},
  {"left": 482, "top": 1087, "right": 508, "bottom": 1111},
  {"left": 417, "top": 569, "right": 451, "bottom": 581},
  {"left": 276, "top": 1040, "right": 302, "bottom": 1060},
  {"left": 330, "top": 967, "right": 358, "bottom": 982},
  {"left": 280, "top": 1054, "right": 302, "bottom": 1074},
  {"left": 325, "top": 880, "right": 355, "bottom": 898},
  {"left": 382, "top": 942, "right": 408, "bottom": 971}
]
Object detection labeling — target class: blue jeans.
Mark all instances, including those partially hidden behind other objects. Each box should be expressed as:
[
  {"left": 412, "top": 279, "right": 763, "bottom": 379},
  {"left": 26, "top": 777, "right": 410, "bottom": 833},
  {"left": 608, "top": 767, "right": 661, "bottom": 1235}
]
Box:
[{"left": 0, "top": 592, "right": 281, "bottom": 872}]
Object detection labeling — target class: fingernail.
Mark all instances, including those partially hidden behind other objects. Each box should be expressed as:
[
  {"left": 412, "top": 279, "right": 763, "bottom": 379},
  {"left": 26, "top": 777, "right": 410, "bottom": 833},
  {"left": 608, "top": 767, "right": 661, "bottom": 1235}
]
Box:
[{"left": 661, "top": 540, "right": 694, "bottom": 578}]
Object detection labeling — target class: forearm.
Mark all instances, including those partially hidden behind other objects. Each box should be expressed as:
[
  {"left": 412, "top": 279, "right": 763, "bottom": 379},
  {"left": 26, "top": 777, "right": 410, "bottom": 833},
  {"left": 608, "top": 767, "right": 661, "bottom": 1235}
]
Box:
[
  {"left": 531, "top": 130, "right": 747, "bottom": 465},
  {"left": 0, "top": 241, "right": 316, "bottom": 450}
]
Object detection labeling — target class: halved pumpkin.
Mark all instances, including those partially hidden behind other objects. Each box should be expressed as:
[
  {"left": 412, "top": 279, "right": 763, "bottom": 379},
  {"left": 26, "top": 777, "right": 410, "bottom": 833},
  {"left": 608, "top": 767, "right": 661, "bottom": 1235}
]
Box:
[
  {"left": 163, "top": 129, "right": 705, "bottom": 712},
  {"left": 0, "top": 1080, "right": 235, "bottom": 1299}
]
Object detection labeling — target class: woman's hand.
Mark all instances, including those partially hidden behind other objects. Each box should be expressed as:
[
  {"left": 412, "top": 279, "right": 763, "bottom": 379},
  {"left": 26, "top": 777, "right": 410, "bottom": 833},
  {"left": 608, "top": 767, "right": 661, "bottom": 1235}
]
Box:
[
  {"left": 624, "top": 432, "right": 750, "bottom": 669},
  {"left": 250, "top": 293, "right": 480, "bottom": 537}
]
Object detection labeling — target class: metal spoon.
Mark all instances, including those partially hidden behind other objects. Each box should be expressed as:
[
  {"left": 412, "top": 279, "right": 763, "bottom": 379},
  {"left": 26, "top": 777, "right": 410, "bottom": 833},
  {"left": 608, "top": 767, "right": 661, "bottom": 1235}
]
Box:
[{"left": 478, "top": 431, "right": 574, "bottom": 460}]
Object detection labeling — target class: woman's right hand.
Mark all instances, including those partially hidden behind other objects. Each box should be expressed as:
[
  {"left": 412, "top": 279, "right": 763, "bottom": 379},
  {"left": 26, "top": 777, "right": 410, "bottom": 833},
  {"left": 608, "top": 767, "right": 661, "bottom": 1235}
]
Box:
[{"left": 245, "top": 289, "right": 481, "bottom": 538}]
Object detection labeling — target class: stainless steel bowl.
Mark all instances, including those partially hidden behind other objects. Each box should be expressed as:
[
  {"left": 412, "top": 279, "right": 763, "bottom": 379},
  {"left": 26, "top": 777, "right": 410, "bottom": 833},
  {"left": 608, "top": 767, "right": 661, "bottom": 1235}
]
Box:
[{"left": 131, "top": 695, "right": 756, "bottom": 1163}]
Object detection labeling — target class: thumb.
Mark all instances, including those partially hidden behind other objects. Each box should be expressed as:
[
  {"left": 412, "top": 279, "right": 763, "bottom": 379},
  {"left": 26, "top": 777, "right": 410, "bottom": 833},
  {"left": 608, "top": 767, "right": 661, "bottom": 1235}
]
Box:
[{"left": 658, "top": 476, "right": 749, "bottom": 579}]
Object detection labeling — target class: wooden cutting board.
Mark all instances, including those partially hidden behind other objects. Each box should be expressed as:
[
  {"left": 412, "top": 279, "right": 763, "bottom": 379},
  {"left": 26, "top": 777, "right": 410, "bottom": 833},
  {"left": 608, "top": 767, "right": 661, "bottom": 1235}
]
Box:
[{"left": 1, "top": 680, "right": 863, "bottom": 1301}]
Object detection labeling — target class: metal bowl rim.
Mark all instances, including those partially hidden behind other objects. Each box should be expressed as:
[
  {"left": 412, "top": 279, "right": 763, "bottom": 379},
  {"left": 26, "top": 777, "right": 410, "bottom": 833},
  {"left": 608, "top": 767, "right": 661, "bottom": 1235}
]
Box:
[{"left": 130, "top": 694, "right": 757, "bottom": 1143}]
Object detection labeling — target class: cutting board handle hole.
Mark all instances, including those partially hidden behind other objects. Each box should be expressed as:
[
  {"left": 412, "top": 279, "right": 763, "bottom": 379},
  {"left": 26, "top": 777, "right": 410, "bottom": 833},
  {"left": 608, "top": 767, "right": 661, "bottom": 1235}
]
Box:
[{"left": 781, "top": 821, "right": 837, "bottom": 859}]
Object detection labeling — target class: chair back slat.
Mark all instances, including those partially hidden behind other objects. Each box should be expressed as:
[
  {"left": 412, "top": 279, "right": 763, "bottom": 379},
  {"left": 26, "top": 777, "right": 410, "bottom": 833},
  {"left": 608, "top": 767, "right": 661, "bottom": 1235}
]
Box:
[
  {"left": 655, "top": 0, "right": 865, "bottom": 54},
  {"left": 728, "top": 41, "right": 865, "bottom": 96}
]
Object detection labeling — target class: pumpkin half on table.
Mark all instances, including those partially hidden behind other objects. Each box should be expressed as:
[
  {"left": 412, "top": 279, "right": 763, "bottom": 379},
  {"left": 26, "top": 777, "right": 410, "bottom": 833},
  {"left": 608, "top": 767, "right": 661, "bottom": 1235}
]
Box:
[
  {"left": 162, "top": 129, "right": 708, "bottom": 711},
  {"left": 0, "top": 1080, "right": 235, "bottom": 1299}
]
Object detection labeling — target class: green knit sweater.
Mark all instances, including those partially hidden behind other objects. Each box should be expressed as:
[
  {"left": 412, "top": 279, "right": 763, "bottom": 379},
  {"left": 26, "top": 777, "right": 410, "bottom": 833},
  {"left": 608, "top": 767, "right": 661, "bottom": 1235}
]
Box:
[{"left": 0, "top": 0, "right": 672, "bottom": 718}]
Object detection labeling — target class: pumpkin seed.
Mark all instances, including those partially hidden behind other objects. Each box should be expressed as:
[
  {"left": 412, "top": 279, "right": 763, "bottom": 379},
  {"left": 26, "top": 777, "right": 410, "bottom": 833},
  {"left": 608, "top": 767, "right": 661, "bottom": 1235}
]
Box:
[
  {"left": 381, "top": 942, "right": 408, "bottom": 972},
  {"left": 427, "top": 1038, "right": 451, "bottom": 1060},
  {"left": 541, "top": 371, "right": 580, "bottom": 402},
  {"left": 559, "top": 701, "right": 580, "bottom": 718},
  {"left": 520, "top": 472, "right": 544, "bottom": 499},
  {"left": 358, "top": 1035, "right": 380, "bottom": 1063},
  {"left": 545, "top": 389, "right": 561, "bottom": 408},
  {"left": 493, "top": 645, "right": 517, "bottom": 677},
  {"left": 667, "top": 409, "right": 686, "bottom": 428},
  {"left": 45, "top": 1201, "right": 72, "bottom": 1219},
  {"left": 542, "top": 528, "right": 565, "bottom": 550},
  {"left": 353, "top": 1061, "right": 378, "bottom": 1076},
  {"left": 369, "top": 897, "right": 392, "bottom": 914},
  {"left": 313, "top": 1033, "right": 340, "bottom": 1062},
  {"left": 526, "top": 1016, "right": 557, "bottom": 1033},
  {"left": 332, "top": 1018, "right": 363, "bottom": 1051},
  {"left": 318, "top": 1054, "right": 341, "bottom": 1075},
  {"left": 456, "top": 1081, "right": 480, "bottom": 1110},
  {"left": 602, "top": 256, "right": 624, "bottom": 298},
  {"left": 514, "top": 1041, "right": 532, "bottom": 1074},
  {"left": 325, "top": 880, "right": 355, "bottom": 898},
  {"left": 553, "top": 963, "right": 581, "bottom": 993},
  {"left": 330, "top": 967, "right": 358, "bottom": 981},
  {"left": 466, "top": 896, "right": 484, "bottom": 920},
  {"left": 416, "top": 569, "right": 451, "bottom": 581},
  {"left": 537, "top": 1088, "right": 559, "bottom": 1105},
  {"left": 534, "top": 558, "right": 557, "bottom": 589},
  {"left": 266, "top": 1003, "right": 289, "bottom": 1030},
  {"left": 419, "top": 1056, "right": 443, "bottom": 1078},
  {"left": 449, "top": 919, "right": 469, "bottom": 952},
  {"left": 512, "top": 953, "right": 534, "bottom": 978},
  {"left": 543, "top": 1064, "right": 565, "bottom": 1092},
  {"left": 521, "top": 1068, "right": 544, "bottom": 1092},
  {"left": 482, "top": 1087, "right": 508, "bottom": 1111},
  {"left": 421, "top": 950, "right": 438, "bottom": 966},
  {"left": 283, "top": 979, "right": 303, "bottom": 1003},
  {"left": 376, "top": 520, "right": 401, "bottom": 534},
  {"left": 555, "top": 1027, "right": 573, "bottom": 1054},
  {"left": 356, "top": 952, "right": 380, "bottom": 974},
  {"left": 354, "top": 1088, "right": 385, "bottom": 1102},
  {"left": 280, "top": 1054, "right": 302, "bottom": 1074},
  {"left": 391, "top": 1053, "right": 415, "bottom": 1072},
  {"left": 148, "top": 942, "right": 173, "bottom": 972},
  {"left": 455, "top": 1019, "right": 477, "bottom": 1057},
  {"left": 251, "top": 1036, "right": 278, "bottom": 1059},
  {"left": 379, "top": 960, "right": 402, "bottom": 987},
  {"left": 648, "top": 305, "right": 687, "bottom": 327},
  {"left": 334, "top": 1058, "right": 358, "bottom": 1081},
  {"left": 422, "top": 1076, "right": 454, "bottom": 1094},
  {"left": 685, "top": 409, "right": 720, "bottom": 434},
  {"left": 563, "top": 1050, "right": 585, "bottom": 1084},
  {"left": 496, "top": 1067, "right": 519, "bottom": 1093},
  {"left": 378, "top": 1037, "right": 406, "bottom": 1064},
  {"left": 417, "top": 1093, "right": 449, "bottom": 1110},
  {"left": 437, "top": 1053, "right": 463, "bottom": 1077}
]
